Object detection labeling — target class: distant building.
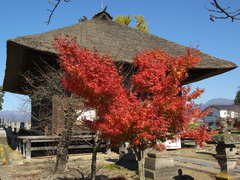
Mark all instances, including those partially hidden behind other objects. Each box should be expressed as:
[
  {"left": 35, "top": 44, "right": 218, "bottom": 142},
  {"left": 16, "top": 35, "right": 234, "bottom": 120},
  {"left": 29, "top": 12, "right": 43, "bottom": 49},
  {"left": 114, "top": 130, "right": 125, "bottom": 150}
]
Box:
[{"left": 203, "top": 105, "right": 240, "bottom": 129}]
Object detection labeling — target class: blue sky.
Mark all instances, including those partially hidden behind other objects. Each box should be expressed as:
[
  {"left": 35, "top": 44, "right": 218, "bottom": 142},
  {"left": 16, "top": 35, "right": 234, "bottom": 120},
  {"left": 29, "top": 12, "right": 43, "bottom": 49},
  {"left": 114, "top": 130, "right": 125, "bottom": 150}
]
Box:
[{"left": 0, "top": 0, "right": 239, "bottom": 111}]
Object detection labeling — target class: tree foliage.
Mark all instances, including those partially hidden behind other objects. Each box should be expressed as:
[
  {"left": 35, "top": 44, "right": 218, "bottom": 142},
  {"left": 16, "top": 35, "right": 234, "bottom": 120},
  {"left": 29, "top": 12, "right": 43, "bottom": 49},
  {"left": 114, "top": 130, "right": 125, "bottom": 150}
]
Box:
[
  {"left": 134, "top": 15, "right": 149, "bottom": 32},
  {"left": 115, "top": 15, "right": 132, "bottom": 26},
  {"left": 181, "top": 124, "right": 215, "bottom": 147},
  {"left": 53, "top": 36, "right": 214, "bottom": 179},
  {"left": 0, "top": 86, "right": 4, "bottom": 111},
  {"left": 114, "top": 15, "right": 149, "bottom": 32},
  {"left": 234, "top": 90, "right": 240, "bottom": 105}
]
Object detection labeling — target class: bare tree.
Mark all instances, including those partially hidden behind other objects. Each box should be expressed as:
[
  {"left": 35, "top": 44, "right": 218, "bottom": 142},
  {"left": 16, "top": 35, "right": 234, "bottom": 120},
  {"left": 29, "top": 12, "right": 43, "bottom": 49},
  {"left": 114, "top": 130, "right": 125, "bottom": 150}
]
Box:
[
  {"left": 46, "top": 0, "right": 71, "bottom": 24},
  {"left": 22, "top": 63, "right": 87, "bottom": 173},
  {"left": 78, "top": 16, "right": 88, "bottom": 23},
  {"left": 206, "top": 0, "right": 240, "bottom": 22}
]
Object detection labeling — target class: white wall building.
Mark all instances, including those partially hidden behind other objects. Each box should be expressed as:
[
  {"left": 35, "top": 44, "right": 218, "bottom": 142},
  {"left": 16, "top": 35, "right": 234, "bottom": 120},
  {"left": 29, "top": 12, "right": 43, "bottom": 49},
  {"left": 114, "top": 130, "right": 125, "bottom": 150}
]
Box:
[{"left": 203, "top": 105, "right": 240, "bottom": 129}]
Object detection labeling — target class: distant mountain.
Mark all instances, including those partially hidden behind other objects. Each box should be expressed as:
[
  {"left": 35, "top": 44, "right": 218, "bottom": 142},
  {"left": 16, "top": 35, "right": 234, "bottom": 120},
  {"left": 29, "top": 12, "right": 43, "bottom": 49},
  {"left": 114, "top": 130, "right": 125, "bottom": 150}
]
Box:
[
  {"left": 0, "top": 110, "right": 31, "bottom": 122},
  {"left": 202, "top": 98, "right": 234, "bottom": 110}
]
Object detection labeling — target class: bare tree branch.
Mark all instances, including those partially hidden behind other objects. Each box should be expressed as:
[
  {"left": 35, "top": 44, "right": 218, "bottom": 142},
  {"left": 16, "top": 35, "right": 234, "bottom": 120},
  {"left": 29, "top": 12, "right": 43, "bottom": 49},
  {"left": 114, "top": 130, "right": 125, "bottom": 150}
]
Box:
[
  {"left": 205, "top": 0, "right": 240, "bottom": 22},
  {"left": 46, "top": 0, "right": 71, "bottom": 25},
  {"left": 22, "top": 59, "right": 91, "bottom": 172},
  {"left": 78, "top": 16, "right": 88, "bottom": 23}
]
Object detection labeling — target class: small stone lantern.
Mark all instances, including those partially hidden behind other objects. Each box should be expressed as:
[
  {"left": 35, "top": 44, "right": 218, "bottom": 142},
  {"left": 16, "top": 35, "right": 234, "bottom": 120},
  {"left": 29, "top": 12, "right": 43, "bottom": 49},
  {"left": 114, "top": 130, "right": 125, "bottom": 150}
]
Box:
[{"left": 212, "top": 121, "right": 240, "bottom": 180}]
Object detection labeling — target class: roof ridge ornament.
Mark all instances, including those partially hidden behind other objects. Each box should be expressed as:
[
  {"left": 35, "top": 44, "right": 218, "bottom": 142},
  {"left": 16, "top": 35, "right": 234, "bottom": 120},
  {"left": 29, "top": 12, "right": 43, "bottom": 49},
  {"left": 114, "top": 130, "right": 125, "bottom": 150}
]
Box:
[
  {"left": 101, "top": 6, "right": 107, "bottom": 13},
  {"left": 92, "top": 6, "right": 112, "bottom": 20}
]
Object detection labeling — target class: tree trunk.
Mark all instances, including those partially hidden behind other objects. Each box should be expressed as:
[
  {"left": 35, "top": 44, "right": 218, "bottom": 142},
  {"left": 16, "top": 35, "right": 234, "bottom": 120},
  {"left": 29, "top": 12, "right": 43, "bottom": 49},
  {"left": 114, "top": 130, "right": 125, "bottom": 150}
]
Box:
[
  {"left": 133, "top": 146, "right": 144, "bottom": 180},
  {"left": 138, "top": 158, "right": 144, "bottom": 180},
  {"left": 55, "top": 126, "right": 72, "bottom": 172},
  {"left": 55, "top": 104, "right": 76, "bottom": 173},
  {"left": 90, "top": 131, "right": 102, "bottom": 180}
]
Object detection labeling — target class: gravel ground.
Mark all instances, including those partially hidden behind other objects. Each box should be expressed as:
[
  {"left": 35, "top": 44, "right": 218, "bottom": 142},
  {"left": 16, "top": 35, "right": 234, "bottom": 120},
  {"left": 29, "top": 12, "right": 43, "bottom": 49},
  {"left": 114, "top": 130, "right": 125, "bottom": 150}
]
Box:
[
  {"left": 0, "top": 135, "right": 220, "bottom": 180},
  {"left": 0, "top": 151, "right": 217, "bottom": 180}
]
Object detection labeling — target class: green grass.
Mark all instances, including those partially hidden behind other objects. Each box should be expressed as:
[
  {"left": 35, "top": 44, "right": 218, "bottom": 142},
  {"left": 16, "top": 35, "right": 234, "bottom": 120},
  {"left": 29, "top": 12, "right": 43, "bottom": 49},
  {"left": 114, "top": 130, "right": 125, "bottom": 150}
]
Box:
[
  {"left": 104, "top": 164, "right": 120, "bottom": 170},
  {"left": 213, "top": 134, "right": 238, "bottom": 137}
]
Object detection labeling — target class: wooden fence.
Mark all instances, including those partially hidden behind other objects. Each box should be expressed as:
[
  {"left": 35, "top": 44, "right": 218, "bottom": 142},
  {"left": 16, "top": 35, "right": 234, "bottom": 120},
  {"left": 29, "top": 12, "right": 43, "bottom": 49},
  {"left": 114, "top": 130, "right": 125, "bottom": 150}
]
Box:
[{"left": 11, "top": 135, "right": 106, "bottom": 159}]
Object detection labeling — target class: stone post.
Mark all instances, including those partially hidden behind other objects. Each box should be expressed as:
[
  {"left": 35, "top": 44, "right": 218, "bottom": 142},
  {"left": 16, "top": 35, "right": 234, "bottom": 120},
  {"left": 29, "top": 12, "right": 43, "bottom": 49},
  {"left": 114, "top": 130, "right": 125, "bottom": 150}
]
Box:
[
  {"left": 144, "top": 150, "right": 178, "bottom": 180},
  {"left": 117, "top": 142, "right": 136, "bottom": 167},
  {"left": 105, "top": 140, "right": 111, "bottom": 155},
  {"left": 23, "top": 139, "right": 32, "bottom": 159}
]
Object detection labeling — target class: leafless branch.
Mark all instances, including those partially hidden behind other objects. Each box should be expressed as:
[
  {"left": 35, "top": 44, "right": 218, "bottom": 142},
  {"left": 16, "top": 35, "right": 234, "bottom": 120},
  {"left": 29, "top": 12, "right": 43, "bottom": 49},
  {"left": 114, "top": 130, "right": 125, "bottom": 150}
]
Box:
[
  {"left": 205, "top": 0, "right": 240, "bottom": 22},
  {"left": 46, "top": 0, "right": 71, "bottom": 25},
  {"left": 78, "top": 16, "right": 88, "bottom": 23}
]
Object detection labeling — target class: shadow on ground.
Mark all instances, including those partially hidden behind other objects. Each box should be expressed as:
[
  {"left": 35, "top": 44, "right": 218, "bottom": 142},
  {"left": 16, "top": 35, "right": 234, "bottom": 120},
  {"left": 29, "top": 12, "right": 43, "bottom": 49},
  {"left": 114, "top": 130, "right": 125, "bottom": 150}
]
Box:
[
  {"left": 173, "top": 169, "right": 194, "bottom": 180},
  {"left": 55, "top": 169, "right": 195, "bottom": 180},
  {"left": 57, "top": 176, "right": 126, "bottom": 180},
  {"left": 196, "top": 151, "right": 216, "bottom": 158}
]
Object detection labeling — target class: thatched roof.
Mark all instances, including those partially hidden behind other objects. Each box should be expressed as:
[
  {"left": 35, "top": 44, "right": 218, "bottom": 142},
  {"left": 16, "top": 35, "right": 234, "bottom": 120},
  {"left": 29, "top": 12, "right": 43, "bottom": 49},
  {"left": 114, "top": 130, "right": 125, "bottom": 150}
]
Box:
[{"left": 3, "top": 11, "right": 237, "bottom": 94}]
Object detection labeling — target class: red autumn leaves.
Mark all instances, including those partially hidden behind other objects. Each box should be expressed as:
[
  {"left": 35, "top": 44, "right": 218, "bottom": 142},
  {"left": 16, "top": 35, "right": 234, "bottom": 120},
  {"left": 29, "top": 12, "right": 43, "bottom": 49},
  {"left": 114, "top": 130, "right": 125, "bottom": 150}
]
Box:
[{"left": 53, "top": 36, "right": 213, "bottom": 151}]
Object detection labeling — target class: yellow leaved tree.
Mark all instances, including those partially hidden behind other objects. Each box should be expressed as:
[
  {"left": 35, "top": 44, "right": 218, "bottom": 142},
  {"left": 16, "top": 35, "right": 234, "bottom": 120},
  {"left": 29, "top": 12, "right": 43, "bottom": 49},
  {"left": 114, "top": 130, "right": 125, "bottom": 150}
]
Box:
[{"left": 115, "top": 15, "right": 149, "bottom": 33}]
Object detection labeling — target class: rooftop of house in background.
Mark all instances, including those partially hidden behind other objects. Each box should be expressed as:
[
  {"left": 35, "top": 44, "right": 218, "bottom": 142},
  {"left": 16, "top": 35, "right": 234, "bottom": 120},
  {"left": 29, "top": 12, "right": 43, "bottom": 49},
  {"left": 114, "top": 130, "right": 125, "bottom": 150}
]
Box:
[{"left": 208, "top": 105, "right": 240, "bottom": 111}]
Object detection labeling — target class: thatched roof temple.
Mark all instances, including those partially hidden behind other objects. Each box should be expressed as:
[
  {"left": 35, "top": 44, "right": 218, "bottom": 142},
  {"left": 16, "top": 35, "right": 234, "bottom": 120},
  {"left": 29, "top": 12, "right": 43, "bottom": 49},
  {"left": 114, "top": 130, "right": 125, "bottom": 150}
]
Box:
[{"left": 3, "top": 11, "right": 237, "bottom": 94}]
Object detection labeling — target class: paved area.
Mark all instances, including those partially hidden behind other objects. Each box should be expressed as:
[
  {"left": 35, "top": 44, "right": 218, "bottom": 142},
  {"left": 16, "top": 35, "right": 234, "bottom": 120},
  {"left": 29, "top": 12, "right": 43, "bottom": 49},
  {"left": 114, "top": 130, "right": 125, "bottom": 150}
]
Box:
[
  {"left": 171, "top": 143, "right": 240, "bottom": 176},
  {"left": 171, "top": 147, "right": 219, "bottom": 175}
]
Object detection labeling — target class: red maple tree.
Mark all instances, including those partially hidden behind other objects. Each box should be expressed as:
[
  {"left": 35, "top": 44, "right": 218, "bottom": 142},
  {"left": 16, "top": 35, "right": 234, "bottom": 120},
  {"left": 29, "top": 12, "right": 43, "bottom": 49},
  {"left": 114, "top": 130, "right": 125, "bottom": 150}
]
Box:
[
  {"left": 53, "top": 36, "right": 214, "bottom": 179},
  {"left": 181, "top": 124, "right": 216, "bottom": 147}
]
